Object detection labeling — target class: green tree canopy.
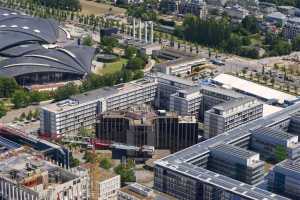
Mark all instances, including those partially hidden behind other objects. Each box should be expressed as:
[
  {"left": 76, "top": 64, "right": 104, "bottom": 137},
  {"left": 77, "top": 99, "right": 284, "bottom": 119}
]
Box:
[
  {"left": 124, "top": 46, "right": 137, "bottom": 59},
  {"left": 0, "top": 101, "right": 7, "bottom": 118},
  {"left": 11, "top": 90, "right": 30, "bottom": 108},
  {"left": 0, "top": 77, "right": 19, "bottom": 98},
  {"left": 275, "top": 145, "right": 288, "bottom": 162},
  {"left": 100, "top": 158, "right": 112, "bottom": 169},
  {"left": 55, "top": 82, "right": 79, "bottom": 101},
  {"left": 82, "top": 35, "right": 93, "bottom": 46},
  {"left": 126, "top": 57, "right": 145, "bottom": 70}
]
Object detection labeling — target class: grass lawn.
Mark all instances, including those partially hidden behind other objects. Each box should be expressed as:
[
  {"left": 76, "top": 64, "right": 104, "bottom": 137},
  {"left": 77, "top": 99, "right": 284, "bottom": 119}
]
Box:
[
  {"left": 97, "top": 58, "right": 128, "bottom": 75},
  {"left": 80, "top": 0, "right": 126, "bottom": 16}
]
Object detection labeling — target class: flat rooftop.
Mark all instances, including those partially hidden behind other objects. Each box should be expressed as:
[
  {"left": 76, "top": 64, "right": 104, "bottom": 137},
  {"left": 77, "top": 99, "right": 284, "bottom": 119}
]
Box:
[
  {"left": 155, "top": 103, "right": 300, "bottom": 200},
  {"left": 213, "top": 97, "right": 258, "bottom": 112},
  {"left": 273, "top": 159, "right": 300, "bottom": 180},
  {"left": 213, "top": 74, "right": 296, "bottom": 103},
  {"left": 43, "top": 78, "right": 156, "bottom": 113},
  {"left": 210, "top": 143, "right": 258, "bottom": 161},
  {"left": 251, "top": 126, "right": 296, "bottom": 141},
  {"left": 154, "top": 56, "right": 206, "bottom": 68},
  {"left": 149, "top": 72, "right": 195, "bottom": 86},
  {"left": 200, "top": 84, "right": 245, "bottom": 99},
  {"left": 119, "top": 183, "right": 176, "bottom": 200}
]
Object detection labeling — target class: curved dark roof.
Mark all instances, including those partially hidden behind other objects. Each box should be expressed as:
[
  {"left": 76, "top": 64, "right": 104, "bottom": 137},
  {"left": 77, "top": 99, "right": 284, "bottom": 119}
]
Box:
[
  {"left": 0, "top": 8, "right": 59, "bottom": 55},
  {"left": 0, "top": 46, "right": 95, "bottom": 77}
]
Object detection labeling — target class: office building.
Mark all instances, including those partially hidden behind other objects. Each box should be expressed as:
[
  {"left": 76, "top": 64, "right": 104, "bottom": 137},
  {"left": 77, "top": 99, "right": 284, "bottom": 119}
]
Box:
[
  {"left": 251, "top": 126, "right": 300, "bottom": 160},
  {"left": 0, "top": 147, "right": 86, "bottom": 200},
  {"left": 40, "top": 78, "right": 157, "bottom": 137},
  {"left": 204, "top": 97, "right": 263, "bottom": 138},
  {"left": 118, "top": 183, "right": 175, "bottom": 200},
  {"left": 170, "top": 87, "right": 202, "bottom": 118},
  {"left": 154, "top": 103, "right": 300, "bottom": 200},
  {"left": 268, "top": 159, "right": 300, "bottom": 200},
  {"left": 96, "top": 105, "right": 199, "bottom": 152},
  {"left": 209, "top": 144, "right": 265, "bottom": 185}
]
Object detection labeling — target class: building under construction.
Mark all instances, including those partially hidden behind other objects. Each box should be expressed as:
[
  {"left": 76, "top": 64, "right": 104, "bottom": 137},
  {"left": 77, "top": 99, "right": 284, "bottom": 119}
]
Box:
[{"left": 0, "top": 147, "right": 87, "bottom": 200}]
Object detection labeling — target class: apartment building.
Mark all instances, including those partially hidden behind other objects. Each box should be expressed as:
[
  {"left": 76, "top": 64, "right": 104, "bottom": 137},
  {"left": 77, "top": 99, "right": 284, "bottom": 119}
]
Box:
[
  {"left": 96, "top": 105, "right": 199, "bottom": 152},
  {"left": 251, "top": 126, "right": 300, "bottom": 160},
  {"left": 268, "top": 159, "right": 300, "bottom": 200},
  {"left": 40, "top": 78, "right": 157, "bottom": 137},
  {"left": 204, "top": 97, "right": 263, "bottom": 139},
  {"left": 169, "top": 87, "right": 202, "bottom": 118},
  {"left": 0, "top": 147, "right": 86, "bottom": 200},
  {"left": 208, "top": 144, "right": 265, "bottom": 185}
]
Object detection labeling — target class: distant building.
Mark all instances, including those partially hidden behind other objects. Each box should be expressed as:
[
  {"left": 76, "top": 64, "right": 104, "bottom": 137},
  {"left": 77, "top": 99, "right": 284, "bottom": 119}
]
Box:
[
  {"left": 283, "top": 17, "right": 300, "bottom": 39},
  {"left": 209, "top": 144, "right": 265, "bottom": 185},
  {"left": 268, "top": 159, "right": 300, "bottom": 199},
  {"left": 159, "top": 0, "right": 178, "bottom": 14},
  {"left": 118, "top": 183, "right": 175, "bottom": 200},
  {"left": 154, "top": 56, "right": 207, "bottom": 76},
  {"left": 178, "top": 0, "right": 208, "bottom": 18},
  {"left": 224, "top": 4, "right": 249, "bottom": 22},
  {"left": 266, "top": 12, "right": 287, "bottom": 27},
  {"left": 204, "top": 97, "right": 263, "bottom": 139},
  {"left": 277, "top": 6, "right": 296, "bottom": 16},
  {"left": 96, "top": 105, "right": 199, "bottom": 152},
  {"left": 259, "top": 2, "right": 277, "bottom": 14}
]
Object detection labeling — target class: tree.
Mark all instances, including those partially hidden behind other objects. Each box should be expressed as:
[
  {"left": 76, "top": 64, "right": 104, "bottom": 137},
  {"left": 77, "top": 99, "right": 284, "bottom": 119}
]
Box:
[
  {"left": 241, "top": 16, "right": 259, "bottom": 34},
  {"left": 83, "top": 151, "right": 96, "bottom": 163},
  {"left": 101, "top": 36, "right": 118, "bottom": 53},
  {"left": 82, "top": 35, "right": 93, "bottom": 46},
  {"left": 54, "top": 82, "right": 79, "bottom": 101},
  {"left": 124, "top": 46, "right": 137, "bottom": 59},
  {"left": 79, "top": 126, "right": 93, "bottom": 137},
  {"left": 70, "top": 157, "right": 80, "bottom": 167},
  {"left": 292, "top": 35, "right": 300, "bottom": 51},
  {"left": 271, "top": 40, "right": 292, "bottom": 56},
  {"left": 275, "top": 145, "right": 288, "bottom": 162},
  {"left": 100, "top": 158, "right": 112, "bottom": 169},
  {"left": 0, "top": 101, "right": 7, "bottom": 118},
  {"left": 114, "top": 164, "right": 136, "bottom": 184},
  {"left": 126, "top": 57, "right": 145, "bottom": 70},
  {"left": 0, "top": 77, "right": 19, "bottom": 98},
  {"left": 11, "top": 90, "right": 30, "bottom": 108}
]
